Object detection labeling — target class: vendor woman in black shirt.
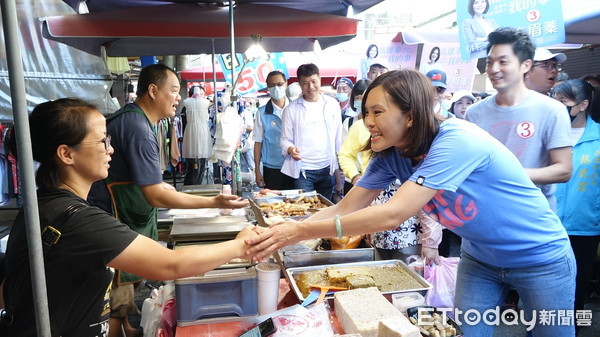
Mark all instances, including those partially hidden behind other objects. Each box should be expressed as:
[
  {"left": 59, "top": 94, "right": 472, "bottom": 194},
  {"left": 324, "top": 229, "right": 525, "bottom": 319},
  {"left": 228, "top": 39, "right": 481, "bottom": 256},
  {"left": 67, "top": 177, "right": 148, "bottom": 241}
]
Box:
[{"left": 2, "top": 98, "right": 261, "bottom": 337}]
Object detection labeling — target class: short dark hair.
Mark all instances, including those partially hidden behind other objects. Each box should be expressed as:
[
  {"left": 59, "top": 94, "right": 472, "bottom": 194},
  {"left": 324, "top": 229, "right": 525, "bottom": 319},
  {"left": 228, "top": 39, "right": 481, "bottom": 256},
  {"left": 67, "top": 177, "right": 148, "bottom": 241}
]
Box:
[
  {"left": 468, "top": 0, "right": 490, "bottom": 16},
  {"left": 188, "top": 85, "right": 204, "bottom": 98},
  {"left": 429, "top": 47, "right": 441, "bottom": 62},
  {"left": 29, "top": 98, "right": 98, "bottom": 191},
  {"left": 266, "top": 70, "right": 286, "bottom": 83},
  {"left": 486, "top": 27, "right": 535, "bottom": 63},
  {"left": 361, "top": 70, "right": 440, "bottom": 158},
  {"left": 350, "top": 79, "right": 371, "bottom": 112},
  {"left": 136, "top": 63, "right": 178, "bottom": 97},
  {"left": 296, "top": 63, "right": 320, "bottom": 81},
  {"left": 366, "top": 44, "right": 379, "bottom": 58}
]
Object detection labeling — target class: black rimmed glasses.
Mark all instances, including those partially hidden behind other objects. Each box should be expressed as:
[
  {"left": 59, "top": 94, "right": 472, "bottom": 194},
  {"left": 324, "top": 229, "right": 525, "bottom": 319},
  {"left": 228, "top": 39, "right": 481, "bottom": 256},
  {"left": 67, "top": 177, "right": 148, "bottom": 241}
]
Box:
[
  {"left": 79, "top": 135, "right": 111, "bottom": 151},
  {"left": 532, "top": 62, "right": 562, "bottom": 72},
  {"left": 435, "top": 86, "right": 447, "bottom": 94}
]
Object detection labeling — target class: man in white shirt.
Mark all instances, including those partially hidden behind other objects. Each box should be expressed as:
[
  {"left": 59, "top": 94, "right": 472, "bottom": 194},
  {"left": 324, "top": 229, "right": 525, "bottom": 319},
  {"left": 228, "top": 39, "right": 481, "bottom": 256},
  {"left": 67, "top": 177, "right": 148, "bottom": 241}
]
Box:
[{"left": 280, "top": 63, "right": 343, "bottom": 200}]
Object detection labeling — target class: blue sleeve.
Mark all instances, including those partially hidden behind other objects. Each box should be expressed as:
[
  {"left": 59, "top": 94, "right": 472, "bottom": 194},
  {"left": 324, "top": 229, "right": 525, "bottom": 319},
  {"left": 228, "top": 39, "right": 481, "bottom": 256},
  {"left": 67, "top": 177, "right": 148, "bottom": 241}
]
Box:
[{"left": 409, "top": 124, "right": 490, "bottom": 192}]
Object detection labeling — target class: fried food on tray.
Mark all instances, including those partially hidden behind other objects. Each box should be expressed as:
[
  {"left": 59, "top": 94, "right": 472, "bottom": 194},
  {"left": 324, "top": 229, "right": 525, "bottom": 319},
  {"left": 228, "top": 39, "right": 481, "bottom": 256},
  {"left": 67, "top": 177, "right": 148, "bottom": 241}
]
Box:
[{"left": 295, "top": 264, "right": 424, "bottom": 297}]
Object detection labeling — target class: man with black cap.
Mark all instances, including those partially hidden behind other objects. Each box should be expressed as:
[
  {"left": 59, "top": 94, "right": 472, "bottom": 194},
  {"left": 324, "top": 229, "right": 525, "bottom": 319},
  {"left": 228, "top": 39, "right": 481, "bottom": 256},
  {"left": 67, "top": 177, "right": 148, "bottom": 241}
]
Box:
[
  {"left": 525, "top": 48, "right": 567, "bottom": 95},
  {"left": 426, "top": 69, "right": 453, "bottom": 118}
]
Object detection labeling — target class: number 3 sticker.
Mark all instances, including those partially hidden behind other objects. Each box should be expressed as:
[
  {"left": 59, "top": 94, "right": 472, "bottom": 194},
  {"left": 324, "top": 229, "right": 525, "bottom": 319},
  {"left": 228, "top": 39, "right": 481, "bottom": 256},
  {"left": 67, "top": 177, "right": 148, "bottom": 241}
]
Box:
[{"left": 516, "top": 121, "right": 535, "bottom": 139}]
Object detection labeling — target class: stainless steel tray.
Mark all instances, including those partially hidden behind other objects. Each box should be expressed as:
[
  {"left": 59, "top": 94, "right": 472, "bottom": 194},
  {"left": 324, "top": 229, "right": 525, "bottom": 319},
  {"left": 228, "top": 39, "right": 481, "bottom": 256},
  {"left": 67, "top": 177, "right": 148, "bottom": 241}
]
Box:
[
  {"left": 274, "top": 239, "right": 374, "bottom": 269},
  {"left": 249, "top": 192, "right": 333, "bottom": 227},
  {"left": 285, "top": 260, "right": 431, "bottom": 302}
]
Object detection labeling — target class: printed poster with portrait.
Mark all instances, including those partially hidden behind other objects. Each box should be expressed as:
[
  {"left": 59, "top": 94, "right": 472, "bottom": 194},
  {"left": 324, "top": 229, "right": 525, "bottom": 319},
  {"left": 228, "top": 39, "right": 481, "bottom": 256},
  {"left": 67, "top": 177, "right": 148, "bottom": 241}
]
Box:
[
  {"left": 420, "top": 43, "right": 478, "bottom": 92},
  {"left": 356, "top": 40, "right": 418, "bottom": 80},
  {"left": 457, "top": 0, "right": 565, "bottom": 60}
]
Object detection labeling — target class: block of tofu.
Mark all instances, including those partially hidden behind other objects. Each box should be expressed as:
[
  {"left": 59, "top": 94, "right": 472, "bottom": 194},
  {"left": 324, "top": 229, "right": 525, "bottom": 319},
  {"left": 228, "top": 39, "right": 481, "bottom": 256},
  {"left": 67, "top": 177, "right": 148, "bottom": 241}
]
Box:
[
  {"left": 334, "top": 287, "right": 405, "bottom": 337},
  {"left": 346, "top": 274, "right": 376, "bottom": 289},
  {"left": 377, "top": 317, "right": 420, "bottom": 337}
]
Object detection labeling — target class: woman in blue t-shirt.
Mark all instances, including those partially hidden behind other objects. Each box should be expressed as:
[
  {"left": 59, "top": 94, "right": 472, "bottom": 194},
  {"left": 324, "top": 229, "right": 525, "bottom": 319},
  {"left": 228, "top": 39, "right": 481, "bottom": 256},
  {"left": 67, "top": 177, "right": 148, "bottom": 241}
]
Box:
[
  {"left": 247, "top": 70, "right": 576, "bottom": 337},
  {"left": 551, "top": 79, "right": 600, "bottom": 332}
]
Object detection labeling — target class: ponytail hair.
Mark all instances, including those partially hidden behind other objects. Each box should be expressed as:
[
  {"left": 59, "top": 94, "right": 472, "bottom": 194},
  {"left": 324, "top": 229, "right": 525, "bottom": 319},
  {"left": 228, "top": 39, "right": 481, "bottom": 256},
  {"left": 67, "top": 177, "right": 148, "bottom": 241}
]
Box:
[{"left": 552, "top": 79, "right": 600, "bottom": 123}]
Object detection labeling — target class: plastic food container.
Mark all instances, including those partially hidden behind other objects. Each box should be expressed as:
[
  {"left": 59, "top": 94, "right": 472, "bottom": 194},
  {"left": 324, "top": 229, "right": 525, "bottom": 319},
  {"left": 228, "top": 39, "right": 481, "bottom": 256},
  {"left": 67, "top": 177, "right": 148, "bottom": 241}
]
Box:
[
  {"left": 175, "top": 267, "right": 258, "bottom": 326},
  {"left": 391, "top": 292, "right": 425, "bottom": 314}
]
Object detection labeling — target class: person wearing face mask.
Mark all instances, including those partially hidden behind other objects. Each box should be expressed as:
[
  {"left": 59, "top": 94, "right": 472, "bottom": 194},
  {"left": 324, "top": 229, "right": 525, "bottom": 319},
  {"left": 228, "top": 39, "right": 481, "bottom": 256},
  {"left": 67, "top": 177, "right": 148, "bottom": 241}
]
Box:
[
  {"left": 551, "top": 79, "right": 600, "bottom": 335},
  {"left": 252, "top": 71, "right": 296, "bottom": 190},
  {"left": 336, "top": 77, "right": 354, "bottom": 123},
  {"left": 425, "top": 69, "right": 453, "bottom": 118}
]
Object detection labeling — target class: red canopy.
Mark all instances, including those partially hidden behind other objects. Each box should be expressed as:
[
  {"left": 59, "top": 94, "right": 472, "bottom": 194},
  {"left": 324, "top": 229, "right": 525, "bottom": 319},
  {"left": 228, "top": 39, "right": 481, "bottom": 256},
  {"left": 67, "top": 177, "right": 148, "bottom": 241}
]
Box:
[{"left": 41, "top": 3, "right": 359, "bottom": 57}]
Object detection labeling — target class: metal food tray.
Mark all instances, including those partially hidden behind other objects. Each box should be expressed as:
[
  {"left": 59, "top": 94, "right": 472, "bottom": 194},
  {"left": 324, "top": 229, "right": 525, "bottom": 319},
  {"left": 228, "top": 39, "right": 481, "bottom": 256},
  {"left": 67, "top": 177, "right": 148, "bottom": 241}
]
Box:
[
  {"left": 249, "top": 192, "right": 333, "bottom": 227},
  {"left": 274, "top": 238, "right": 375, "bottom": 269},
  {"left": 285, "top": 260, "right": 431, "bottom": 302}
]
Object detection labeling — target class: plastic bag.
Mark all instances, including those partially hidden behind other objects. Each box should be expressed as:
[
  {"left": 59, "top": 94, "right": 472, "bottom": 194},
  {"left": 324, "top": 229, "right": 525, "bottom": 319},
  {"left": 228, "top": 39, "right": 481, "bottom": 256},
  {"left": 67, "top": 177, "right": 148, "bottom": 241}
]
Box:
[
  {"left": 246, "top": 302, "right": 334, "bottom": 336},
  {"left": 424, "top": 256, "right": 459, "bottom": 310},
  {"left": 405, "top": 255, "right": 424, "bottom": 276}
]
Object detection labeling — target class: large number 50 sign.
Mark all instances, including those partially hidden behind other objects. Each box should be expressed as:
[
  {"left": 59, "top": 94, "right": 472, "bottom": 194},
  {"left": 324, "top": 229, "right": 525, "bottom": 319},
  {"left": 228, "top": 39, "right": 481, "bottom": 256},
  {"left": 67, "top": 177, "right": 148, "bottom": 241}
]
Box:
[{"left": 218, "top": 53, "right": 288, "bottom": 95}]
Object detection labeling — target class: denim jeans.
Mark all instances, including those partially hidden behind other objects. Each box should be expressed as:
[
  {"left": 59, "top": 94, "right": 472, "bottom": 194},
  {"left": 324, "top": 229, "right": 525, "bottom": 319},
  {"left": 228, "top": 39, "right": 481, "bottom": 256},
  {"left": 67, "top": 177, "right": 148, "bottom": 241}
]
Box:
[
  {"left": 454, "top": 250, "right": 576, "bottom": 337},
  {"left": 294, "top": 166, "right": 334, "bottom": 201}
]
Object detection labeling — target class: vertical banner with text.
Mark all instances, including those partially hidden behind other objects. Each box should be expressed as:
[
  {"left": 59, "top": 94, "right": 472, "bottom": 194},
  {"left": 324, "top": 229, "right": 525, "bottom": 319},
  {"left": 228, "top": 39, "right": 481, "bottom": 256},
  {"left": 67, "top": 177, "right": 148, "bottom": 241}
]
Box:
[
  {"left": 421, "top": 43, "right": 479, "bottom": 92},
  {"left": 218, "top": 52, "right": 289, "bottom": 96},
  {"left": 457, "top": 0, "right": 565, "bottom": 60}
]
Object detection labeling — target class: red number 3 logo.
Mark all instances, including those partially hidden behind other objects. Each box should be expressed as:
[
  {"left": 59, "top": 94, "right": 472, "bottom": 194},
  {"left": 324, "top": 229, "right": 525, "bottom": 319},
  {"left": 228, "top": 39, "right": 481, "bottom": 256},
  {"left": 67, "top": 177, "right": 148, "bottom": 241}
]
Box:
[
  {"left": 516, "top": 121, "right": 535, "bottom": 139},
  {"left": 527, "top": 9, "right": 540, "bottom": 23}
]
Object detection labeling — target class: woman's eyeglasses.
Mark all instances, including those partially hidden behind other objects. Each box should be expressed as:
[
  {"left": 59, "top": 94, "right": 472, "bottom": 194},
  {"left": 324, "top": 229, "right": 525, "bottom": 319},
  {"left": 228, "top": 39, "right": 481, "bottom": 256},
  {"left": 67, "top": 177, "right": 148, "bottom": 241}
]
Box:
[{"left": 79, "top": 135, "right": 111, "bottom": 151}]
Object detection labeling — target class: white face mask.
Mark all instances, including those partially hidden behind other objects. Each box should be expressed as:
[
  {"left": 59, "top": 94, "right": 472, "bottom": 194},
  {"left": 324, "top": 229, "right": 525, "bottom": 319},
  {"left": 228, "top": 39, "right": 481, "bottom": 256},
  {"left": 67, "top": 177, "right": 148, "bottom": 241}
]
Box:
[{"left": 268, "top": 86, "right": 286, "bottom": 100}]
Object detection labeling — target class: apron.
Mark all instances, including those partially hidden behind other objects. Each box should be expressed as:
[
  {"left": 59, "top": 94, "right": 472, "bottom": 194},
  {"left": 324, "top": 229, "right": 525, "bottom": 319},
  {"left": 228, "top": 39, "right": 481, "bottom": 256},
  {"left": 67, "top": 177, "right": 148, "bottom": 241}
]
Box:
[{"left": 106, "top": 105, "right": 158, "bottom": 284}]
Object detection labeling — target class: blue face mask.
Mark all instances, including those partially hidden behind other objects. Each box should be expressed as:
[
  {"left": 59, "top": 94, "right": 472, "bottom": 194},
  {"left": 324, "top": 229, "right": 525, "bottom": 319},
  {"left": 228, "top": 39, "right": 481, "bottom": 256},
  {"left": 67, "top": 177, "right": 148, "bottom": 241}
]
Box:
[
  {"left": 441, "top": 100, "right": 452, "bottom": 112},
  {"left": 268, "top": 86, "right": 286, "bottom": 100},
  {"left": 353, "top": 100, "right": 362, "bottom": 112},
  {"left": 336, "top": 92, "right": 349, "bottom": 102}
]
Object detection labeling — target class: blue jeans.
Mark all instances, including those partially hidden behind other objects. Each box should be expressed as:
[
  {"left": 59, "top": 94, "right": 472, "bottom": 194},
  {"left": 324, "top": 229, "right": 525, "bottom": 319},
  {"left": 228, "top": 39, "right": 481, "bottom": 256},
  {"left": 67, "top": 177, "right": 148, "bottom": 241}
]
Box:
[
  {"left": 454, "top": 250, "right": 576, "bottom": 337},
  {"left": 294, "top": 167, "right": 334, "bottom": 201}
]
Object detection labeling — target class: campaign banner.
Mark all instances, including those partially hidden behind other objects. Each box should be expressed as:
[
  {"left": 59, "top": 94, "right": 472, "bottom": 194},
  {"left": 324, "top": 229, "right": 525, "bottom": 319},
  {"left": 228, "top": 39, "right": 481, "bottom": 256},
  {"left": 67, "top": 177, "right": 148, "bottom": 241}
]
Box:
[
  {"left": 355, "top": 40, "right": 418, "bottom": 80},
  {"left": 218, "top": 52, "right": 289, "bottom": 95},
  {"left": 377, "top": 42, "right": 419, "bottom": 72},
  {"left": 457, "top": 0, "right": 565, "bottom": 60},
  {"left": 420, "top": 43, "right": 479, "bottom": 92}
]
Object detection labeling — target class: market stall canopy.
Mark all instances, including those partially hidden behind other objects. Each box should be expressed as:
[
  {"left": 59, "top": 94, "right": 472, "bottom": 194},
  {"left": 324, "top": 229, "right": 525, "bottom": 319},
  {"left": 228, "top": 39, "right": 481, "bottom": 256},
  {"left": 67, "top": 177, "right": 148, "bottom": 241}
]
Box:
[
  {"left": 41, "top": 3, "right": 359, "bottom": 57},
  {"left": 61, "top": 0, "right": 383, "bottom": 17}
]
